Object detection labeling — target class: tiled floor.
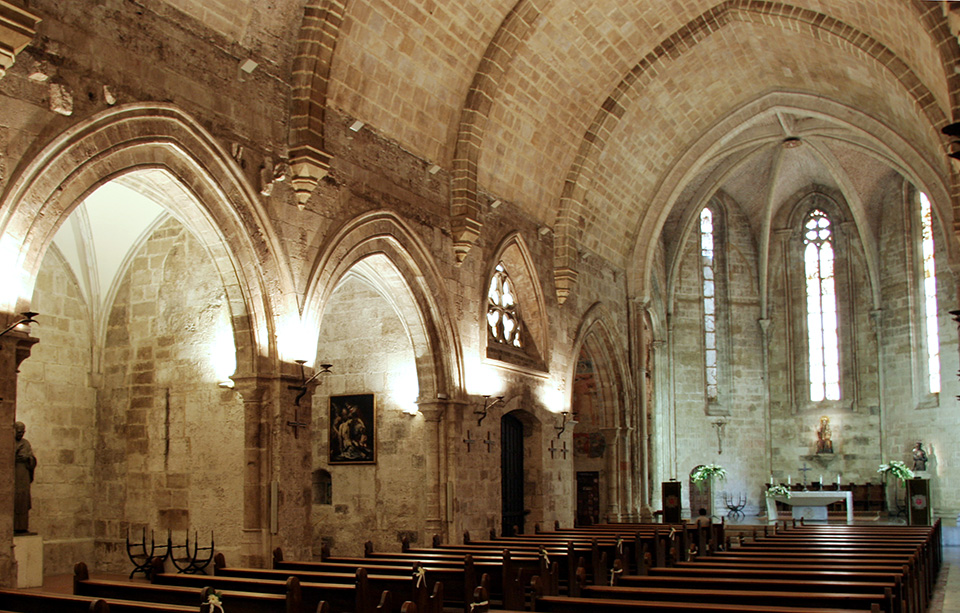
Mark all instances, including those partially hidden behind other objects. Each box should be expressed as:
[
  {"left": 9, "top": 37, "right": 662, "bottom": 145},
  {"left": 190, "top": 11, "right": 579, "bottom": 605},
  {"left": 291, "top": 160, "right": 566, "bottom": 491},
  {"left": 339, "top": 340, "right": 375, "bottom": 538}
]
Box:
[{"left": 931, "top": 546, "right": 960, "bottom": 613}]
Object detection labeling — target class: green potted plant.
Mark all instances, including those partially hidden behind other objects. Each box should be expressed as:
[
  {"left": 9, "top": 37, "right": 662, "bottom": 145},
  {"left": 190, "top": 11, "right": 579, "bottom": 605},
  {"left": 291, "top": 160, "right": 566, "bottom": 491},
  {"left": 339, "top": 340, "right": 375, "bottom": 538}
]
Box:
[
  {"left": 690, "top": 463, "right": 726, "bottom": 491},
  {"left": 877, "top": 460, "right": 914, "bottom": 484},
  {"left": 765, "top": 484, "right": 791, "bottom": 499}
]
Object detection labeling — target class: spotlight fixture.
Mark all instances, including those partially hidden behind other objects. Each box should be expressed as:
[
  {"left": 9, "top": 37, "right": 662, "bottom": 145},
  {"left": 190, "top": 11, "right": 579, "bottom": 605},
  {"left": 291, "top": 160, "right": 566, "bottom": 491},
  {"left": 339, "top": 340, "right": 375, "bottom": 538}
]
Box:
[
  {"left": 781, "top": 136, "right": 802, "bottom": 148},
  {"left": 349, "top": 120, "right": 364, "bottom": 132}
]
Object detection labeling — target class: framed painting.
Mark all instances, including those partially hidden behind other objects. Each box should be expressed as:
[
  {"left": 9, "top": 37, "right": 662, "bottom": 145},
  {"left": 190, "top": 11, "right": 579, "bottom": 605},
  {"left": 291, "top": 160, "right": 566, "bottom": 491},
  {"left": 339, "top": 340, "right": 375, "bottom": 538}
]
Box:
[{"left": 329, "top": 393, "right": 376, "bottom": 464}]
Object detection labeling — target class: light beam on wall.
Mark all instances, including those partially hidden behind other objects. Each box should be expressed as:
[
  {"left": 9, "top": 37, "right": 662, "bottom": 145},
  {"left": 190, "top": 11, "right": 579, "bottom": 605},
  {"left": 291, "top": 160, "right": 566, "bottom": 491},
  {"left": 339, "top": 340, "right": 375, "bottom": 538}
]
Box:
[
  {"left": 391, "top": 363, "right": 420, "bottom": 415},
  {"left": 211, "top": 311, "right": 236, "bottom": 387},
  {"left": 277, "top": 313, "right": 318, "bottom": 366}
]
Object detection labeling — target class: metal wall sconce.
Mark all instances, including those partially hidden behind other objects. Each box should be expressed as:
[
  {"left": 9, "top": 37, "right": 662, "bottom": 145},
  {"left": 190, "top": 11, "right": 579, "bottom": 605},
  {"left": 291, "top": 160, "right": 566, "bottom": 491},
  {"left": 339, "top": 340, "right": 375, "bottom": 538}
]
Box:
[
  {"left": 554, "top": 411, "right": 572, "bottom": 438},
  {"left": 290, "top": 359, "right": 333, "bottom": 406},
  {"left": 0, "top": 311, "right": 37, "bottom": 338},
  {"left": 475, "top": 395, "right": 503, "bottom": 426}
]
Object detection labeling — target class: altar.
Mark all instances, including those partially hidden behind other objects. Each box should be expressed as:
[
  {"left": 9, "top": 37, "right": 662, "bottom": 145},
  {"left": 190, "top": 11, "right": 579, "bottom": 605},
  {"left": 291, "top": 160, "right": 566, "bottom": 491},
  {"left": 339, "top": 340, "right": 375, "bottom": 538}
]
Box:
[{"left": 766, "top": 490, "right": 854, "bottom": 523}]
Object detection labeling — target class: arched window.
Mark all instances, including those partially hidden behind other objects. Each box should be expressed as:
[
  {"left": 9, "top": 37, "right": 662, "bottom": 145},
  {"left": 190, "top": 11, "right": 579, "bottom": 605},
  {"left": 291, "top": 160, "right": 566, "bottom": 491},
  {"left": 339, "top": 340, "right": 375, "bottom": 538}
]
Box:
[
  {"left": 918, "top": 192, "right": 940, "bottom": 395},
  {"left": 488, "top": 262, "right": 523, "bottom": 348},
  {"left": 803, "top": 209, "right": 840, "bottom": 402},
  {"left": 700, "top": 208, "right": 718, "bottom": 402}
]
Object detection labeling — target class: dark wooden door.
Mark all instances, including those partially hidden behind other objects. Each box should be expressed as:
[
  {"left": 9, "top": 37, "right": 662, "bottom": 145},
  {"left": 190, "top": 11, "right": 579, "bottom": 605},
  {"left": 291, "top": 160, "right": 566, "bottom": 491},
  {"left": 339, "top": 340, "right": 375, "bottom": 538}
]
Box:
[
  {"left": 501, "top": 413, "right": 525, "bottom": 535},
  {"left": 576, "top": 471, "right": 600, "bottom": 526}
]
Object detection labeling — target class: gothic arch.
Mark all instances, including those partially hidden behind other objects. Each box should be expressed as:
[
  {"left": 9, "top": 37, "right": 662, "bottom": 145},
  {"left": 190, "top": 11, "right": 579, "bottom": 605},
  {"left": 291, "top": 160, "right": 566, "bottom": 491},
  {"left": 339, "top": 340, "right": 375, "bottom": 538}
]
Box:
[
  {"left": 303, "top": 210, "right": 464, "bottom": 401},
  {"left": 553, "top": 2, "right": 956, "bottom": 304},
  {"left": 0, "top": 102, "right": 289, "bottom": 376},
  {"left": 567, "top": 303, "right": 630, "bottom": 431},
  {"left": 631, "top": 92, "right": 957, "bottom": 311},
  {"left": 484, "top": 232, "right": 550, "bottom": 371}
]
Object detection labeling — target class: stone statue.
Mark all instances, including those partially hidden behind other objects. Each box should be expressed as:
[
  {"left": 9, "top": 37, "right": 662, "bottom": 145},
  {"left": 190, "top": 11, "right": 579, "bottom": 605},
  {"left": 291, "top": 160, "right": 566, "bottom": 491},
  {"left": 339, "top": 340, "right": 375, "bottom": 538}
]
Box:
[
  {"left": 912, "top": 441, "right": 928, "bottom": 472},
  {"left": 816, "top": 415, "right": 833, "bottom": 454},
  {"left": 14, "top": 421, "right": 37, "bottom": 534}
]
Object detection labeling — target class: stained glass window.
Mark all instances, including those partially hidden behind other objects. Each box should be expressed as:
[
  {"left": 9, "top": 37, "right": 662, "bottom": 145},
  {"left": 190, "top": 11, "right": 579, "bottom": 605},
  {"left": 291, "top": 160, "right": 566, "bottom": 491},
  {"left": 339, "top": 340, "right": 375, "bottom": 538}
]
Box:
[
  {"left": 700, "top": 208, "right": 718, "bottom": 401},
  {"left": 919, "top": 192, "right": 940, "bottom": 394},
  {"left": 803, "top": 209, "right": 840, "bottom": 401},
  {"left": 488, "top": 262, "right": 523, "bottom": 348}
]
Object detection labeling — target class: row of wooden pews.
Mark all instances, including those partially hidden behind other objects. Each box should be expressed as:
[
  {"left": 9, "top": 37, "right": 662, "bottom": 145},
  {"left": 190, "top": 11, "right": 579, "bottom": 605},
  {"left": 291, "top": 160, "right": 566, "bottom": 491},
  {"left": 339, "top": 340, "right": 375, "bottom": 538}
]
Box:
[
  {"left": 0, "top": 557, "right": 434, "bottom": 613},
  {"left": 508, "top": 519, "right": 941, "bottom": 613}
]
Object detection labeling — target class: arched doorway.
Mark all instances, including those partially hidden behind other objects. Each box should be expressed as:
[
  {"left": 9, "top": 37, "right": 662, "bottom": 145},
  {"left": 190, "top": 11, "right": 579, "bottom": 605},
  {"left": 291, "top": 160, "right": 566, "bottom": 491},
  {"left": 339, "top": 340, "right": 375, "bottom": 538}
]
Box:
[{"left": 501, "top": 413, "right": 525, "bottom": 535}]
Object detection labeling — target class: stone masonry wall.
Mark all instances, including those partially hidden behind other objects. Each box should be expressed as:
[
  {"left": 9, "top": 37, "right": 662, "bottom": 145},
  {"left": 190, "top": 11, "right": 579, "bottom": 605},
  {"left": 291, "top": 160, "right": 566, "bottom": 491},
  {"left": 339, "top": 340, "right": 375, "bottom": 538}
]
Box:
[
  {"left": 311, "top": 275, "right": 427, "bottom": 556},
  {"left": 95, "top": 218, "right": 244, "bottom": 572},
  {"left": 18, "top": 247, "right": 97, "bottom": 574}
]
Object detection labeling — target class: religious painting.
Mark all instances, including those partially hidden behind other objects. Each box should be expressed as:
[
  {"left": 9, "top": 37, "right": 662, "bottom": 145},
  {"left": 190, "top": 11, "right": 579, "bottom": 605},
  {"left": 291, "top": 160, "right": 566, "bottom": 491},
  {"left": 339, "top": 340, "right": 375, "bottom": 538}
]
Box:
[{"left": 329, "top": 394, "right": 376, "bottom": 464}]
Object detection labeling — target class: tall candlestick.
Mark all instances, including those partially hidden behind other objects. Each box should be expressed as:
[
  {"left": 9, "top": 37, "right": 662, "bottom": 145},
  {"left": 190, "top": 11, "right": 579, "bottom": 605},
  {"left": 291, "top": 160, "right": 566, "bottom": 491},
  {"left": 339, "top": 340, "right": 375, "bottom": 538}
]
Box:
[
  {"left": 819, "top": 474, "right": 823, "bottom": 484},
  {"left": 787, "top": 475, "right": 791, "bottom": 485},
  {"left": 769, "top": 475, "right": 774, "bottom": 485},
  {"left": 837, "top": 474, "right": 841, "bottom": 485}
]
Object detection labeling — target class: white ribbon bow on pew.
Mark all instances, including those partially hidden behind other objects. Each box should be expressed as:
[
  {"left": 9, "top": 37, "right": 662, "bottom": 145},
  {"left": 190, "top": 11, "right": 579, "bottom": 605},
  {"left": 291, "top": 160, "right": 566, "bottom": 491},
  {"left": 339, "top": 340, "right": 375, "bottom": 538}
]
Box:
[{"left": 414, "top": 566, "right": 426, "bottom": 588}]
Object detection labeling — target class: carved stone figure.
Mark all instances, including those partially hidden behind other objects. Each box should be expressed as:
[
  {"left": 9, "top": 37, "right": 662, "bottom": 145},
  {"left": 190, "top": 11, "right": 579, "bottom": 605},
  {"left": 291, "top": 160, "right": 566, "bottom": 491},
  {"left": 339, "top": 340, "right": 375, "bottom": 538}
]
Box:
[
  {"left": 816, "top": 415, "right": 833, "bottom": 454},
  {"left": 14, "top": 421, "right": 37, "bottom": 533},
  {"left": 912, "top": 441, "right": 928, "bottom": 472}
]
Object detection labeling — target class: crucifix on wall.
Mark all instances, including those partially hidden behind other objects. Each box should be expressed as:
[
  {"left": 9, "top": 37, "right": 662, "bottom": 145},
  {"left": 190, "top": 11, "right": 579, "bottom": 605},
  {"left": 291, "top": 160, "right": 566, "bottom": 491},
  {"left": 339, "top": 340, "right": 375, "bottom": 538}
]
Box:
[{"left": 711, "top": 417, "right": 727, "bottom": 455}]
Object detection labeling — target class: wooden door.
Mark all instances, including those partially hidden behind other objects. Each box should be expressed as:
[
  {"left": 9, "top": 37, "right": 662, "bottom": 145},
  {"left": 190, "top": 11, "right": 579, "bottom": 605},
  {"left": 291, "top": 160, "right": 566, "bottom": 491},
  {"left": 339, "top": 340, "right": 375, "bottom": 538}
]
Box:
[
  {"left": 576, "top": 471, "right": 600, "bottom": 526},
  {"left": 501, "top": 413, "right": 525, "bottom": 535}
]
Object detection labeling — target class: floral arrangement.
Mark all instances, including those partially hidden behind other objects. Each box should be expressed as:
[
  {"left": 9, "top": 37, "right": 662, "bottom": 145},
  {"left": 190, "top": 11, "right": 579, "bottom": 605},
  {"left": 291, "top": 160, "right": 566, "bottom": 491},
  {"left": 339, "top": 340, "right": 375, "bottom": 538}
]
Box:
[
  {"left": 204, "top": 590, "right": 224, "bottom": 613},
  {"left": 690, "top": 464, "right": 726, "bottom": 490},
  {"left": 877, "top": 460, "right": 914, "bottom": 483},
  {"left": 765, "top": 484, "right": 791, "bottom": 499}
]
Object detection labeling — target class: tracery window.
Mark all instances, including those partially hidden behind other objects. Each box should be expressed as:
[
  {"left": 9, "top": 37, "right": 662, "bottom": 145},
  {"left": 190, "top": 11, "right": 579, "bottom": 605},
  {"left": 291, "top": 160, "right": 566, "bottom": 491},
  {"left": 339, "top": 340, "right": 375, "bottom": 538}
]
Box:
[
  {"left": 803, "top": 209, "right": 840, "bottom": 402},
  {"left": 700, "top": 208, "right": 718, "bottom": 402},
  {"left": 487, "top": 262, "right": 523, "bottom": 348},
  {"left": 918, "top": 192, "right": 940, "bottom": 395}
]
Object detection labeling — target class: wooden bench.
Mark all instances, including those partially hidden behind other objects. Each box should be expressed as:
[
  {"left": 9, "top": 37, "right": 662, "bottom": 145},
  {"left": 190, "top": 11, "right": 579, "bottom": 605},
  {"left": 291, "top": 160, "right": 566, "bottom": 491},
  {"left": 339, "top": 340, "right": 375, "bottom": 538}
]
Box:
[
  {"left": 74, "top": 562, "right": 296, "bottom": 613},
  {"left": 205, "top": 554, "right": 442, "bottom": 613}
]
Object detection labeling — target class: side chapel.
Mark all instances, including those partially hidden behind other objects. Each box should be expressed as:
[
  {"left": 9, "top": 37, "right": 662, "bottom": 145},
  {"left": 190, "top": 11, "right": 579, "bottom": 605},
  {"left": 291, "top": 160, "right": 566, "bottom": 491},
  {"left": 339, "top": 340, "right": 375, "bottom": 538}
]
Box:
[{"left": 1, "top": 0, "right": 960, "bottom": 583}]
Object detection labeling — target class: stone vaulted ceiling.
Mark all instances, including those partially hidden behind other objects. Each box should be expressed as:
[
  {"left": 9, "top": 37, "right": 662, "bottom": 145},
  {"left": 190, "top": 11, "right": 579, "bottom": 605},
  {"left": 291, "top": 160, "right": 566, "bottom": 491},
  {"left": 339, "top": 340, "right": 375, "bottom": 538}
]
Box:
[{"left": 163, "top": 0, "right": 960, "bottom": 299}]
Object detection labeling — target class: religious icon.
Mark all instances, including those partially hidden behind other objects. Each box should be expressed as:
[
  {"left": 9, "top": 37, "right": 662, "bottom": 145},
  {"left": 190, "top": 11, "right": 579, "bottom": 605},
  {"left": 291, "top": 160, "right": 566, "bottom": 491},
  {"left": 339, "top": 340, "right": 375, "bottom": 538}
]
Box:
[
  {"left": 912, "top": 441, "right": 928, "bottom": 472},
  {"left": 816, "top": 415, "right": 833, "bottom": 454},
  {"left": 329, "top": 394, "right": 376, "bottom": 464}
]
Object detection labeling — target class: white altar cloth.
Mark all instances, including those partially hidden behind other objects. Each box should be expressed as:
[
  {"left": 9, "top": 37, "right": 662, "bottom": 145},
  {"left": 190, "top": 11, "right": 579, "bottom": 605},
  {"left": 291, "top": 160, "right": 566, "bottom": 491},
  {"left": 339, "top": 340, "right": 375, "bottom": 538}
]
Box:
[{"left": 766, "top": 490, "right": 853, "bottom": 523}]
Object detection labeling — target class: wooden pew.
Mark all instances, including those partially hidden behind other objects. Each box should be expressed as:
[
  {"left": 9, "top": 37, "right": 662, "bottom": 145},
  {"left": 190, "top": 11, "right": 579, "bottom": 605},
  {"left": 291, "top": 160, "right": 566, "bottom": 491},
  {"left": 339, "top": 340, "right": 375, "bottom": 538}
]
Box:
[
  {"left": 73, "top": 562, "right": 297, "bottom": 613},
  {"left": 198, "top": 555, "right": 442, "bottom": 613}
]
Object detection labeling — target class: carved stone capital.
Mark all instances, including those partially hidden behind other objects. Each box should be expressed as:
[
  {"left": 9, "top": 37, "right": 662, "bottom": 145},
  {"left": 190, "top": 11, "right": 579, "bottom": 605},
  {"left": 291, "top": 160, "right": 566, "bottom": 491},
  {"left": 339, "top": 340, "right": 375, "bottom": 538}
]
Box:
[
  {"left": 288, "top": 144, "right": 332, "bottom": 209},
  {"left": 554, "top": 267, "right": 579, "bottom": 305}
]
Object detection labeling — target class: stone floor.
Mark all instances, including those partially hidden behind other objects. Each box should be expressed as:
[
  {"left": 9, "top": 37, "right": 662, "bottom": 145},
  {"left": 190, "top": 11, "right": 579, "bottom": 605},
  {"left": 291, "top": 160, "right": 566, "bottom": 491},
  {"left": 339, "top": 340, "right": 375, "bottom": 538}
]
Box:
[{"left": 930, "top": 545, "right": 960, "bottom": 613}]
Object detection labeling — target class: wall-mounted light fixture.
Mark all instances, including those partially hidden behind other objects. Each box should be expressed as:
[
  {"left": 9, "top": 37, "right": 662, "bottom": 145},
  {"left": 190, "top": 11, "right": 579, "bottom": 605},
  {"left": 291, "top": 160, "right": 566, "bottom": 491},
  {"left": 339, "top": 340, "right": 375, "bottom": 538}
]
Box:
[
  {"left": 475, "top": 395, "right": 503, "bottom": 426},
  {"left": 290, "top": 359, "right": 333, "bottom": 406},
  {"left": 554, "top": 410, "right": 572, "bottom": 438},
  {"left": 0, "top": 311, "right": 37, "bottom": 338}
]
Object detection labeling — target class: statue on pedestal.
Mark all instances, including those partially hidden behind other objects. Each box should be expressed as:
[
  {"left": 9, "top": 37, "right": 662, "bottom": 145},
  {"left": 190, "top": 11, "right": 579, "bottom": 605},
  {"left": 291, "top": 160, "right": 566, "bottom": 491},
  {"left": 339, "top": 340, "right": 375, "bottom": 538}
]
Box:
[
  {"left": 912, "top": 441, "right": 927, "bottom": 472},
  {"left": 816, "top": 415, "right": 833, "bottom": 454},
  {"left": 14, "top": 421, "right": 37, "bottom": 534}
]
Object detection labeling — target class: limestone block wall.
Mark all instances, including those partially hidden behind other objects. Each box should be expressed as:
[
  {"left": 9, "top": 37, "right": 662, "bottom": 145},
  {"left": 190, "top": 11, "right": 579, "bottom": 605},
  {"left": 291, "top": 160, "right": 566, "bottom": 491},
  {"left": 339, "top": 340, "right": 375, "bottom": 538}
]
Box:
[
  {"left": 311, "top": 276, "right": 428, "bottom": 556},
  {"left": 669, "top": 200, "right": 765, "bottom": 516},
  {"left": 877, "top": 181, "right": 960, "bottom": 517},
  {"left": 95, "top": 219, "right": 244, "bottom": 572},
  {"left": 18, "top": 248, "right": 97, "bottom": 574}
]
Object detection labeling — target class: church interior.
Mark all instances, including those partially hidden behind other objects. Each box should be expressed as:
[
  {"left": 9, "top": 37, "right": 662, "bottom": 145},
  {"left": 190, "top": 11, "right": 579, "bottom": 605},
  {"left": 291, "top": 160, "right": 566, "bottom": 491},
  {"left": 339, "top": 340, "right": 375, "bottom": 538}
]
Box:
[{"left": 2, "top": 0, "right": 960, "bottom": 593}]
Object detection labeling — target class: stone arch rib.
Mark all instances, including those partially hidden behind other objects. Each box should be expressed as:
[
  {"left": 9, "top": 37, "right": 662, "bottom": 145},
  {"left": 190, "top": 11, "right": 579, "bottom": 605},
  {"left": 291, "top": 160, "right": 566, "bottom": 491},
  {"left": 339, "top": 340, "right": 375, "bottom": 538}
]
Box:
[
  {"left": 288, "top": 0, "right": 347, "bottom": 207},
  {"left": 451, "top": 0, "right": 544, "bottom": 264},
  {"left": 553, "top": 0, "right": 952, "bottom": 304}
]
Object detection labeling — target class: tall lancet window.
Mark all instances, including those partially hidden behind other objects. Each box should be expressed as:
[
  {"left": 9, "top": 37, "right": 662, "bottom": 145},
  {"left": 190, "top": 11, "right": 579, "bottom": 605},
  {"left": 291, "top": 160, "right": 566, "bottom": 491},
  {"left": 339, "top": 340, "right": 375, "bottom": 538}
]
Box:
[
  {"left": 803, "top": 209, "right": 840, "bottom": 401},
  {"left": 919, "top": 192, "right": 940, "bottom": 394},
  {"left": 488, "top": 262, "right": 523, "bottom": 348},
  {"left": 700, "top": 208, "right": 718, "bottom": 401}
]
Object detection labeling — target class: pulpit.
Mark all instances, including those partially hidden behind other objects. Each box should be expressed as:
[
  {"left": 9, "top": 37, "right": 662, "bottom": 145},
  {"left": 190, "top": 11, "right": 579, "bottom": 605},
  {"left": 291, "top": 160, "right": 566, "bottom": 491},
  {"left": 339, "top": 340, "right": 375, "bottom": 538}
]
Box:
[{"left": 907, "top": 478, "right": 930, "bottom": 525}]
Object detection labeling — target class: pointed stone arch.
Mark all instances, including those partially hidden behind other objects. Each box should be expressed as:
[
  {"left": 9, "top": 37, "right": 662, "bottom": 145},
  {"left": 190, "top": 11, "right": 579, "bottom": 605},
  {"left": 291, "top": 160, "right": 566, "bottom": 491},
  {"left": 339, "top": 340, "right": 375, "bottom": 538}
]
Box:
[
  {"left": 484, "top": 232, "right": 550, "bottom": 371},
  {"left": 0, "top": 102, "right": 288, "bottom": 375},
  {"left": 553, "top": 1, "right": 957, "bottom": 304},
  {"left": 303, "top": 210, "right": 464, "bottom": 401}
]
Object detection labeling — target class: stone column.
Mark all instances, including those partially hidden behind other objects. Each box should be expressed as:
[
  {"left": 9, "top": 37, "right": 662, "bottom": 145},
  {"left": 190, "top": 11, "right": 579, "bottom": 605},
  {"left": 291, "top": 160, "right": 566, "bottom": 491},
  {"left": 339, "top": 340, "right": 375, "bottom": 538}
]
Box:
[
  {"left": 274, "top": 366, "right": 317, "bottom": 561},
  {"left": 231, "top": 375, "right": 271, "bottom": 568},
  {"left": 418, "top": 401, "right": 449, "bottom": 542},
  {"left": 0, "top": 330, "right": 37, "bottom": 587},
  {"left": 758, "top": 318, "right": 772, "bottom": 480},
  {"left": 601, "top": 426, "right": 620, "bottom": 521}
]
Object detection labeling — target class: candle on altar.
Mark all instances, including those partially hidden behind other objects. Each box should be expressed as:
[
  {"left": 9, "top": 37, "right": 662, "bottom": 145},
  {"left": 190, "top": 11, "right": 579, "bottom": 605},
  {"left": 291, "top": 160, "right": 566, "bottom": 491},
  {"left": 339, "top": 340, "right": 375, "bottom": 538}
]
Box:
[
  {"left": 769, "top": 475, "right": 774, "bottom": 485},
  {"left": 819, "top": 474, "right": 823, "bottom": 484},
  {"left": 787, "top": 475, "right": 791, "bottom": 485},
  {"left": 837, "top": 474, "right": 841, "bottom": 485}
]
